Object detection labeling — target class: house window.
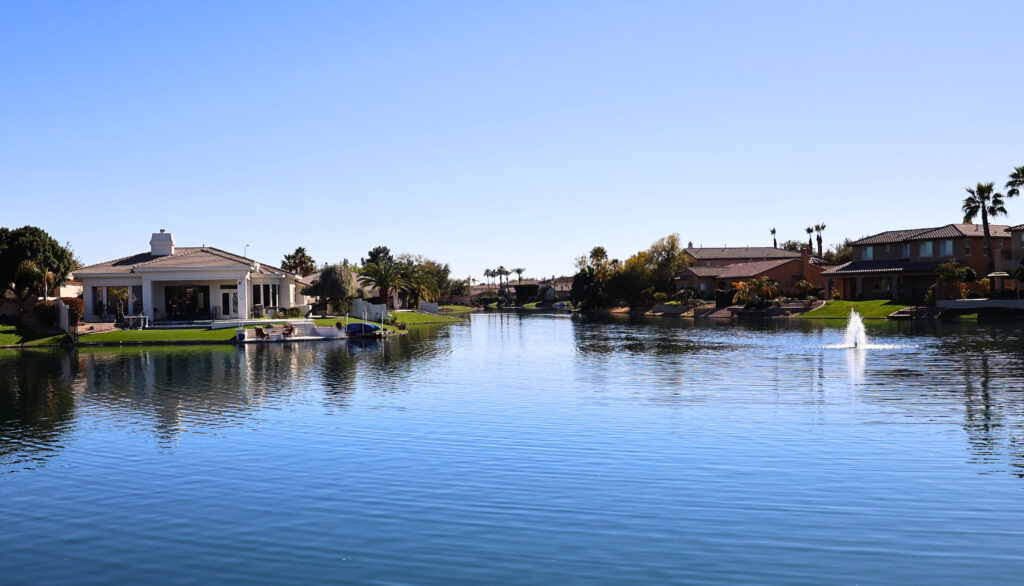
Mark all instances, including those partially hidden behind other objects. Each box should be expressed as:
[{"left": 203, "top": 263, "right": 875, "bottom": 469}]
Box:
[
  {"left": 884, "top": 244, "right": 890, "bottom": 253},
  {"left": 862, "top": 246, "right": 873, "bottom": 261},
  {"left": 920, "top": 241, "right": 933, "bottom": 257},
  {"left": 939, "top": 239, "right": 953, "bottom": 256},
  {"left": 252, "top": 284, "right": 261, "bottom": 305},
  {"left": 965, "top": 241, "right": 971, "bottom": 255},
  {"left": 901, "top": 243, "right": 910, "bottom": 259}
]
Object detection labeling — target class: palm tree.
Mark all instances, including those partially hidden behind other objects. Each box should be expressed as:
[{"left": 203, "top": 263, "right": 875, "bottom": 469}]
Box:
[
  {"left": 496, "top": 265, "right": 508, "bottom": 292},
  {"left": 396, "top": 260, "right": 439, "bottom": 308},
  {"left": 513, "top": 267, "right": 525, "bottom": 284},
  {"left": 1006, "top": 165, "right": 1024, "bottom": 198},
  {"left": 963, "top": 182, "right": 1014, "bottom": 274},
  {"left": 358, "top": 259, "right": 401, "bottom": 309},
  {"left": 805, "top": 227, "right": 814, "bottom": 251},
  {"left": 770, "top": 228, "right": 777, "bottom": 249},
  {"left": 814, "top": 223, "right": 826, "bottom": 258}
]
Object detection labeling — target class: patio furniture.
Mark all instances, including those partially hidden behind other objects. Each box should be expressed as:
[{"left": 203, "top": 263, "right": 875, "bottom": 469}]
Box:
[
  {"left": 124, "top": 315, "right": 149, "bottom": 330},
  {"left": 254, "top": 326, "right": 269, "bottom": 339},
  {"left": 283, "top": 325, "right": 295, "bottom": 337}
]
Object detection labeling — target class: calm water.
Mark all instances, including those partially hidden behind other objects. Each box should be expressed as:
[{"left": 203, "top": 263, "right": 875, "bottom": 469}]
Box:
[{"left": 2, "top": 313, "right": 1023, "bottom": 584}]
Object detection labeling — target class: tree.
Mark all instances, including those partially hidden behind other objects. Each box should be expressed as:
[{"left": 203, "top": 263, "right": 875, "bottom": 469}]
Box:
[
  {"left": 362, "top": 246, "right": 393, "bottom": 267},
  {"left": 823, "top": 238, "right": 854, "bottom": 264},
  {"left": 395, "top": 259, "right": 440, "bottom": 307},
  {"left": 779, "top": 239, "right": 803, "bottom": 252},
  {"left": 483, "top": 268, "right": 494, "bottom": 291},
  {"left": 646, "top": 233, "right": 689, "bottom": 294},
  {"left": 107, "top": 287, "right": 129, "bottom": 320},
  {"left": 0, "top": 226, "right": 76, "bottom": 302},
  {"left": 358, "top": 257, "right": 401, "bottom": 309},
  {"left": 302, "top": 262, "right": 362, "bottom": 313},
  {"left": 770, "top": 228, "right": 777, "bottom": 249},
  {"left": 962, "top": 182, "right": 1014, "bottom": 274},
  {"left": 496, "top": 266, "right": 508, "bottom": 292},
  {"left": 1006, "top": 165, "right": 1024, "bottom": 198},
  {"left": 814, "top": 223, "right": 826, "bottom": 258},
  {"left": 281, "top": 247, "right": 316, "bottom": 276},
  {"left": 805, "top": 227, "right": 814, "bottom": 251},
  {"left": 513, "top": 267, "right": 525, "bottom": 284}
]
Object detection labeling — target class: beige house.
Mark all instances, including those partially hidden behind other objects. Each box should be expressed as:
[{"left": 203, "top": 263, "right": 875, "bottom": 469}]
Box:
[{"left": 75, "top": 230, "right": 310, "bottom": 322}]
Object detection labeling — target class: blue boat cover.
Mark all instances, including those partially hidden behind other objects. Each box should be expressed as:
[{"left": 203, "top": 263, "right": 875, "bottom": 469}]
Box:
[{"left": 346, "top": 322, "right": 381, "bottom": 335}]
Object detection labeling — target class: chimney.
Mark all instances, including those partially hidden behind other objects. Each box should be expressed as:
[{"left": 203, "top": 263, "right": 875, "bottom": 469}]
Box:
[
  {"left": 150, "top": 229, "right": 175, "bottom": 256},
  {"left": 801, "top": 246, "right": 809, "bottom": 267}
]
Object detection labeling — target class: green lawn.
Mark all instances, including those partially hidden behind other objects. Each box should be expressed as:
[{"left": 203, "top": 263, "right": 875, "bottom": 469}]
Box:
[
  {"left": 801, "top": 300, "right": 909, "bottom": 319},
  {"left": 78, "top": 328, "right": 238, "bottom": 343},
  {"left": 0, "top": 325, "right": 70, "bottom": 347},
  {"left": 439, "top": 304, "right": 475, "bottom": 314}
]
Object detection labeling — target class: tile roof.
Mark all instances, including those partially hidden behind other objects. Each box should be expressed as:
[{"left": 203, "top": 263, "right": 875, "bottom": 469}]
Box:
[
  {"left": 677, "top": 259, "right": 796, "bottom": 280},
  {"left": 75, "top": 246, "right": 295, "bottom": 277},
  {"left": 1010, "top": 225, "right": 1024, "bottom": 232},
  {"left": 714, "top": 258, "right": 796, "bottom": 279},
  {"left": 684, "top": 247, "right": 799, "bottom": 260},
  {"left": 821, "top": 259, "right": 945, "bottom": 276},
  {"left": 853, "top": 224, "right": 1010, "bottom": 245}
]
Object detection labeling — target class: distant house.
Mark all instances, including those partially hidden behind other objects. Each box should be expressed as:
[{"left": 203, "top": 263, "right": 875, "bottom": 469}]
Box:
[
  {"left": 822, "top": 223, "right": 1010, "bottom": 301},
  {"left": 75, "top": 230, "right": 311, "bottom": 321},
  {"left": 676, "top": 248, "right": 825, "bottom": 298}
]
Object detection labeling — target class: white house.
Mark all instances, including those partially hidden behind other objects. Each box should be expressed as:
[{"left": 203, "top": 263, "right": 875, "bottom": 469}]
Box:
[{"left": 75, "top": 230, "right": 311, "bottom": 322}]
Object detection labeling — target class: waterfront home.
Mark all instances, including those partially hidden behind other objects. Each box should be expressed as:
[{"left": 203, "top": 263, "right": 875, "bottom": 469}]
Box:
[
  {"left": 75, "top": 230, "right": 311, "bottom": 322},
  {"left": 822, "top": 223, "right": 1010, "bottom": 301},
  {"left": 676, "top": 248, "right": 825, "bottom": 298}
]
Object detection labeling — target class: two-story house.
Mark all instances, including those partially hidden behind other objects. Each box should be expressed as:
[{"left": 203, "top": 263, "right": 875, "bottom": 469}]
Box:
[
  {"left": 822, "top": 223, "right": 1010, "bottom": 301},
  {"left": 676, "top": 247, "right": 826, "bottom": 298}
]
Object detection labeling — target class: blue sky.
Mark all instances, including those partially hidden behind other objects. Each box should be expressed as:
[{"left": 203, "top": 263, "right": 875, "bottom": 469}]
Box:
[{"left": 3, "top": 1, "right": 1022, "bottom": 280}]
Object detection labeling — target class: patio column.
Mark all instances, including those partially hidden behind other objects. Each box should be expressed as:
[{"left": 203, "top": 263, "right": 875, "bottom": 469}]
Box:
[
  {"left": 237, "top": 274, "right": 249, "bottom": 320},
  {"left": 101, "top": 287, "right": 108, "bottom": 314},
  {"left": 142, "top": 276, "right": 155, "bottom": 321},
  {"left": 83, "top": 285, "right": 95, "bottom": 319}
]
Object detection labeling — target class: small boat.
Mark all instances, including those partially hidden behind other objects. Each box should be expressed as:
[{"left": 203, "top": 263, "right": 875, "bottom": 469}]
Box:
[{"left": 345, "top": 322, "right": 385, "bottom": 338}]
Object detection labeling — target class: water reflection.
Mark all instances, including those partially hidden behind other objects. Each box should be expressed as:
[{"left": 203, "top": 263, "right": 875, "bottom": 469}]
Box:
[{"left": 0, "top": 350, "right": 79, "bottom": 470}]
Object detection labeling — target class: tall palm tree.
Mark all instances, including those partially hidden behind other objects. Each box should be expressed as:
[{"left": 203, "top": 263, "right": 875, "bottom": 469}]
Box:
[
  {"left": 358, "top": 259, "right": 401, "bottom": 309},
  {"left": 770, "top": 228, "right": 777, "bottom": 249},
  {"left": 805, "top": 227, "right": 814, "bottom": 251},
  {"left": 814, "top": 223, "right": 826, "bottom": 258},
  {"left": 483, "top": 268, "right": 493, "bottom": 291},
  {"left": 513, "top": 267, "right": 525, "bottom": 284},
  {"left": 962, "top": 182, "right": 1013, "bottom": 274},
  {"left": 496, "top": 265, "right": 508, "bottom": 292},
  {"left": 1006, "top": 165, "right": 1024, "bottom": 198}
]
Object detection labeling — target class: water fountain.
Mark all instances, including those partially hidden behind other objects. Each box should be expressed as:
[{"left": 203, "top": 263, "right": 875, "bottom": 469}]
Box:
[{"left": 844, "top": 310, "right": 868, "bottom": 349}]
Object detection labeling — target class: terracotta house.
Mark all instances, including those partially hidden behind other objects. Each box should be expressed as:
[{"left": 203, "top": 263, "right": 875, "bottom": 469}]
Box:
[
  {"left": 676, "top": 248, "right": 825, "bottom": 298},
  {"left": 822, "top": 223, "right": 1010, "bottom": 302}
]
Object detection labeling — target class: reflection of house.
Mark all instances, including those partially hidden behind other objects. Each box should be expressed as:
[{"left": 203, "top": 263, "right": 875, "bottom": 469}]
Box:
[
  {"left": 676, "top": 248, "right": 825, "bottom": 298},
  {"left": 75, "top": 230, "right": 311, "bottom": 321},
  {"left": 822, "top": 223, "right": 1009, "bottom": 301}
]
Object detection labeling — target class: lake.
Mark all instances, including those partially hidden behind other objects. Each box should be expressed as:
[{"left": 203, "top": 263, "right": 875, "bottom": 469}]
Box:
[{"left": 2, "top": 312, "right": 1023, "bottom": 584}]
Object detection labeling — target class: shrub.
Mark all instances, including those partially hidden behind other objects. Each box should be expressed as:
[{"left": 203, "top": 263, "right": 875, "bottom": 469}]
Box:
[
  {"left": 804, "top": 295, "right": 818, "bottom": 306},
  {"left": 966, "top": 290, "right": 982, "bottom": 299},
  {"left": 62, "top": 297, "right": 84, "bottom": 323},
  {"left": 273, "top": 310, "right": 285, "bottom": 319},
  {"left": 664, "top": 300, "right": 682, "bottom": 307},
  {"left": 652, "top": 291, "right": 668, "bottom": 303},
  {"left": 674, "top": 288, "right": 695, "bottom": 301},
  {"left": 32, "top": 301, "right": 60, "bottom": 327},
  {"left": 285, "top": 307, "right": 303, "bottom": 318},
  {"left": 831, "top": 292, "right": 841, "bottom": 300},
  {"left": 924, "top": 284, "right": 936, "bottom": 306}
]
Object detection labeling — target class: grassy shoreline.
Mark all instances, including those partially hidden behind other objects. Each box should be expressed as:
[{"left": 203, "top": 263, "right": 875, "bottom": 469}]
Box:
[{"left": 799, "top": 300, "right": 909, "bottom": 319}]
